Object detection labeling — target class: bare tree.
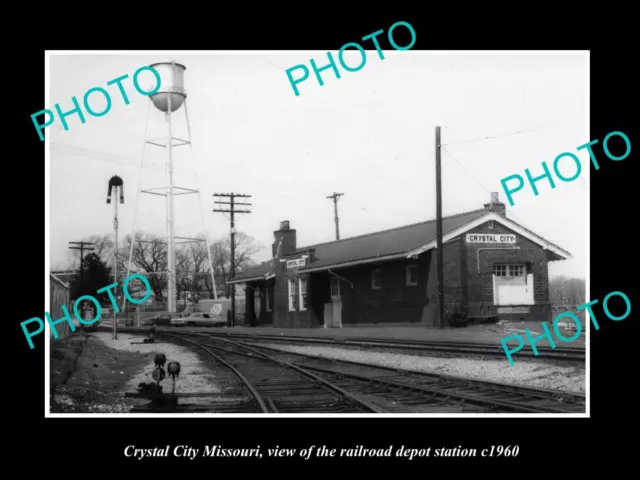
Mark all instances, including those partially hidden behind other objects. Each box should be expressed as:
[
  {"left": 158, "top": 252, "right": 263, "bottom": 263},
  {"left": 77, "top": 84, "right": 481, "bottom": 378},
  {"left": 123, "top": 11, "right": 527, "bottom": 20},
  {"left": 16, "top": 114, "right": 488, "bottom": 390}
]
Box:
[
  {"left": 175, "top": 245, "right": 193, "bottom": 308},
  {"left": 123, "top": 233, "right": 167, "bottom": 301},
  {"left": 66, "top": 234, "right": 132, "bottom": 282},
  {"left": 51, "top": 262, "right": 70, "bottom": 272},
  {"left": 208, "top": 232, "right": 263, "bottom": 297},
  {"left": 211, "top": 232, "right": 263, "bottom": 273},
  {"left": 549, "top": 276, "right": 586, "bottom": 306},
  {"left": 233, "top": 232, "right": 263, "bottom": 273},
  {"left": 89, "top": 234, "right": 113, "bottom": 262},
  {"left": 189, "top": 237, "right": 213, "bottom": 299},
  {"left": 66, "top": 234, "right": 113, "bottom": 268}
]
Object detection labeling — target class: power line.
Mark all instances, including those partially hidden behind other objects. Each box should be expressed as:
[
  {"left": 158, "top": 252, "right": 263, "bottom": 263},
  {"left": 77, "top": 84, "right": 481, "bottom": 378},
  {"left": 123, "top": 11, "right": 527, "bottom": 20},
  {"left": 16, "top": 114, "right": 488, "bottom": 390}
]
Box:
[
  {"left": 51, "top": 142, "right": 193, "bottom": 174},
  {"left": 442, "top": 146, "right": 489, "bottom": 194},
  {"left": 443, "top": 144, "right": 588, "bottom": 198},
  {"left": 442, "top": 125, "right": 551, "bottom": 146},
  {"left": 51, "top": 142, "right": 166, "bottom": 172},
  {"left": 441, "top": 146, "right": 510, "bottom": 207},
  {"left": 441, "top": 146, "right": 546, "bottom": 229}
]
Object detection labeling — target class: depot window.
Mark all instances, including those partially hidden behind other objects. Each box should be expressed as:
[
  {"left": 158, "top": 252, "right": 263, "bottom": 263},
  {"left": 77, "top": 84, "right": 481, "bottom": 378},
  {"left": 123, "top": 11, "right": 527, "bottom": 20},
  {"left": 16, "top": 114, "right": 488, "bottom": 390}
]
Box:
[
  {"left": 371, "top": 269, "right": 381, "bottom": 290},
  {"left": 494, "top": 264, "right": 526, "bottom": 277},
  {"left": 406, "top": 264, "right": 418, "bottom": 286},
  {"left": 299, "top": 277, "right": 307, "bottom": 311},
  {"left": 288, "top": 278, "right": 296, "bottom": 311},
  {"left": 266, "top": 283, "right": 273, "bottom": 312}
]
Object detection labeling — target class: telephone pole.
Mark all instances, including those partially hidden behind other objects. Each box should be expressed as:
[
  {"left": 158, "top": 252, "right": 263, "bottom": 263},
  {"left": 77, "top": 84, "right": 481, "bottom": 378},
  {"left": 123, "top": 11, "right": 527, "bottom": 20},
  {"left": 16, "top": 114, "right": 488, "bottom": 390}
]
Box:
[
  {"left": 326, "top": 192, "right": 344, "bottom": 240},
  {"left": 213, "top": 192, "right": 252, "bottom": 327},
  {"left": 69, "top": 241, "right": 95, "bottom": 296},
  {"left": 435, "top": 126, "right": 445, "bottom": 329}
]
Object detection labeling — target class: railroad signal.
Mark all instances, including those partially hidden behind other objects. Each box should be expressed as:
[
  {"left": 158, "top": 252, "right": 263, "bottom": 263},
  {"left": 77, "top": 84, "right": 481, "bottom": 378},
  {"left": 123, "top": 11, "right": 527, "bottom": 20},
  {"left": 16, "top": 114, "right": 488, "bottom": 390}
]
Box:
[
  {"left": 168, "top": 361, "right": 181, "bottom": 377},
  {"left": 168, "top": 361, "right": 181, "bottom": 396},
  {"left": 152, "top": 368, "right": 166, "bottom": 383},
  {"left": 155, "top": 353, "right": 167, "bottom": 367}
]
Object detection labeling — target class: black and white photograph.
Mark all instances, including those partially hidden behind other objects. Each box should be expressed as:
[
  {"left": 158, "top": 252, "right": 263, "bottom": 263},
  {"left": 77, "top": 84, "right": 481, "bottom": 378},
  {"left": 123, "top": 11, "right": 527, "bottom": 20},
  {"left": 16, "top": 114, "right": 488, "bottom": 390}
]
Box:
[{"left": 45, "top": 50, "right": 589, "bottom": 417}]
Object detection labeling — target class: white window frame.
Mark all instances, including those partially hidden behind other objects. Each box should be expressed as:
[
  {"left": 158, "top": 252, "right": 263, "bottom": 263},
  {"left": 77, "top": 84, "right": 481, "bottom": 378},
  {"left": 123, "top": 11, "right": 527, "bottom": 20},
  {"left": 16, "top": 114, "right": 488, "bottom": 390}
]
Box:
[
  {"left": 330, "top": 276, "right": 340, "bottom": 298},
  {"left": 299, "top": 277, "right": 307, "bottom": 311},
  {"left": 371, "top": 269, "right": 381, "bottom": 290},
  {"left": 406, "top": 264, "right": 418, "bottom": 286},
  {"left": 494, "top": 263, "right": 526, "bottom": 278},
  {"left": 509, "top": 264, "right": 525, "bottom": 277},
  {"left": 288, "top": 278, "right": 296, "bottom": 311}
]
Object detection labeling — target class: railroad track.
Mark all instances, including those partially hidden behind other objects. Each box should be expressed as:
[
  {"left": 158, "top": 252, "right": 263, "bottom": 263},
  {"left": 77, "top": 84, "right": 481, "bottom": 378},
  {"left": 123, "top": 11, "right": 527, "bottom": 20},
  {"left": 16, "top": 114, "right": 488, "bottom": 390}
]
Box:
[
  {"left": 236, "top": 339, "right": 586, "bottom": 413},
  {"left": 155, "top": 333, "right": 383, "bottom": 414},
  {"left": 107, "top": 326, "right": 585, "bottom": 362},
  {"left": 188, "top": 330, "right": 586, "bottom": 362},
  {"left": 158, "top": 332, "right": 585, "bottom": 414}
]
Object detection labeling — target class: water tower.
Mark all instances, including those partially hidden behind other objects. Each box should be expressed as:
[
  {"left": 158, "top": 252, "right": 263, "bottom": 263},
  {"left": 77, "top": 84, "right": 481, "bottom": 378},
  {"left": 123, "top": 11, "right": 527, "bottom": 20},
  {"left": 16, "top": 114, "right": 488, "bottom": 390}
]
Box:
[
  {"left": 123, "top": 61, "right": 218, "bottom": 316},
  {"left": 149, "top": 62, "right": 187, "bottom": 112}
]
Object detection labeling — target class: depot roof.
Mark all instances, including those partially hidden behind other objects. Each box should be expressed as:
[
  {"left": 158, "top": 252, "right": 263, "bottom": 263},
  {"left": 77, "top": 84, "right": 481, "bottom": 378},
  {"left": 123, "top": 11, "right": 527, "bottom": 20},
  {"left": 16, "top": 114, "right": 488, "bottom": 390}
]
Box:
[{"left": 228, "top": 208, "right": 571, "bottom": 284}]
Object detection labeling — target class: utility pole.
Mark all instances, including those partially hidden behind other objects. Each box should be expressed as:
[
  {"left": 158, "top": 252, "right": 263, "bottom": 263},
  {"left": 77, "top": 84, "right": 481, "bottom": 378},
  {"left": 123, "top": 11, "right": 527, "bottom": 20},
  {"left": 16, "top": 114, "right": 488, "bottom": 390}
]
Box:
[
  {"left": 435, "top": 126, "right": 445, "bottom": 329},
  {"left": 68, "top": 241, "right": 95, "bottom": 297},
  {"left": 213, "top": 192, "right": 252, "bottom": 327},
  {"left": 326, "top": 192, "right": 344, "bottom": 240}
]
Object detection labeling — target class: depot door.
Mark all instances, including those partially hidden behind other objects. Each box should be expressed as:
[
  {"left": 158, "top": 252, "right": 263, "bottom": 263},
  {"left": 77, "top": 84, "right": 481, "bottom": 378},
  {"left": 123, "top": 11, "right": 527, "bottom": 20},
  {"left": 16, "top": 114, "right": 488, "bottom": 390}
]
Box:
[
  {"left": 493, "top": 264, "right": 534, "bottom": 306},
  {"left": 327, "top": 276, "right": 342, "bottom": 328}
]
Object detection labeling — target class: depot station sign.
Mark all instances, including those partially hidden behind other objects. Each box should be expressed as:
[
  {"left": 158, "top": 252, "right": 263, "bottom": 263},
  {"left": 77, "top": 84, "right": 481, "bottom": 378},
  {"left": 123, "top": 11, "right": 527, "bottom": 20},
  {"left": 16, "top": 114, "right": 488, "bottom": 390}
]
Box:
[
  {"left": 465, "top": 233, "right": 516, "bottom": 244},
  {"left": 286, "top": 258, "right": 307, "bottom": 269}
]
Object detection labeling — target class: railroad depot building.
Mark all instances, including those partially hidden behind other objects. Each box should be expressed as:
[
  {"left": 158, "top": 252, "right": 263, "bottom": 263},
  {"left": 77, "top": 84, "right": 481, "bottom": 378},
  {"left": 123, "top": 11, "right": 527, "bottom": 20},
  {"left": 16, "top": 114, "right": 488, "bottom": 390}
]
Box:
[{"left": 227, "top": 193, "right": 571, "bottom": 328}]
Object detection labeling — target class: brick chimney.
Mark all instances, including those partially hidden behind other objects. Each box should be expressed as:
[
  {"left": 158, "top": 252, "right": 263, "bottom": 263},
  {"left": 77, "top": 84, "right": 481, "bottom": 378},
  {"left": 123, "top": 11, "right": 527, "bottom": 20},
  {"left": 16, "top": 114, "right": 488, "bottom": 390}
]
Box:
[
  {"left": 273, "top": 220, "right": 297, "bottom": 257},
  {"left": 484, "top": 192, "right": 506, "bottom": 217}
]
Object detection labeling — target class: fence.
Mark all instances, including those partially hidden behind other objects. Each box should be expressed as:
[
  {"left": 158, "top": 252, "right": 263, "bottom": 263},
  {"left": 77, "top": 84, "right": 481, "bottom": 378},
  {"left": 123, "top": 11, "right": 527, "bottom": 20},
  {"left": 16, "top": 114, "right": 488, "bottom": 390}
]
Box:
[{"left": 50, "top": 275, "right": 73, "bottom": 339}]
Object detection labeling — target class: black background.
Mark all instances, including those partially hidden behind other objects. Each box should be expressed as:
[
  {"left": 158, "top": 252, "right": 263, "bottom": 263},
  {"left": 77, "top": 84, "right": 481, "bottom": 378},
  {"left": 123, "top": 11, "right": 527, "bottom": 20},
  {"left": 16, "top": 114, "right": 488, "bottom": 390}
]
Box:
[{"left": 12, "top": 10, "right": 634, "bottom": 475}]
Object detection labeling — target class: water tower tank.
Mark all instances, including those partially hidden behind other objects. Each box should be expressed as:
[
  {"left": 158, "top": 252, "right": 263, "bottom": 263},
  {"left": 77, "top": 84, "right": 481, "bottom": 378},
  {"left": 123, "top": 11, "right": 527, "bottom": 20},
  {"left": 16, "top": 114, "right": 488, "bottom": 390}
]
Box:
[{"left": 149, "top": 62, "right": 187, "bottom": 112}]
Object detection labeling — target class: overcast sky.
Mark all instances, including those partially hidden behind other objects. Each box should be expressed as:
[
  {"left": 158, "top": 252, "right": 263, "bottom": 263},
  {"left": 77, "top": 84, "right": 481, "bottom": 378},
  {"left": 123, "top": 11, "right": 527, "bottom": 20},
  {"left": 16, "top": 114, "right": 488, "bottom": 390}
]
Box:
[{"left": 48, "top": 52, "right": 588, "bottom": 279}]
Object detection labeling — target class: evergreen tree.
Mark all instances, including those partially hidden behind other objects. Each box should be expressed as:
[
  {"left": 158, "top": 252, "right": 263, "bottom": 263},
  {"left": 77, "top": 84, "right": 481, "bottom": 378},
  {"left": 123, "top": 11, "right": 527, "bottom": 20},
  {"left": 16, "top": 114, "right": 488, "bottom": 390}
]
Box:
[{"left": 70, "top": 253, "right": 112, "bottom": 304}]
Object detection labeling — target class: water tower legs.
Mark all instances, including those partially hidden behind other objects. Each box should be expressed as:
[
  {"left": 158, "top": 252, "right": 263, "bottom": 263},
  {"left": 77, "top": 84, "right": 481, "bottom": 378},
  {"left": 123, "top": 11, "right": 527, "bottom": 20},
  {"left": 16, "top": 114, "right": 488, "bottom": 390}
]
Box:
[{"left": 166, "top": 93, "right": 176, "bottom": 315}]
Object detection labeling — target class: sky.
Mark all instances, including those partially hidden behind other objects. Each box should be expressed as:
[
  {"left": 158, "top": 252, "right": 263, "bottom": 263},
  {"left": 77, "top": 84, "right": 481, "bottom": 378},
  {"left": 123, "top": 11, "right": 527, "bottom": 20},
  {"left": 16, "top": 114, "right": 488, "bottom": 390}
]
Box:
[{"left": 48, "top": 51, "right": 588, "bottom": 279}]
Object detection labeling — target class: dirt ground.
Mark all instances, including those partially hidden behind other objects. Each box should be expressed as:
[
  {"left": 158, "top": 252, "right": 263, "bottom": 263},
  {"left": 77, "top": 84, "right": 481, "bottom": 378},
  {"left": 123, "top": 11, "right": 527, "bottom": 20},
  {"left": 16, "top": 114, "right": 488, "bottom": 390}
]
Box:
[
  {"left": 49, "top": 331, "right": 236, "bottom": 414},
  {"left": 50, "top": 332, "right": 156, "bottom": 413}
]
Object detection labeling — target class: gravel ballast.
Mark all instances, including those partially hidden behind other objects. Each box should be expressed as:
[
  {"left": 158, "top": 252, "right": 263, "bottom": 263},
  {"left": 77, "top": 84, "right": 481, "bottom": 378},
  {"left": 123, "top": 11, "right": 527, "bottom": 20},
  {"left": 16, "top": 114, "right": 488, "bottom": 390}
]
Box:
[
  {"left": 50, "top": 332, "right": 228, "bottom": 413},
  {"left": 261, "top": 343, "right": 586, "bottom": 393},
  {"left": 92, "top": 332, "right": 224, "bottom": 404}
]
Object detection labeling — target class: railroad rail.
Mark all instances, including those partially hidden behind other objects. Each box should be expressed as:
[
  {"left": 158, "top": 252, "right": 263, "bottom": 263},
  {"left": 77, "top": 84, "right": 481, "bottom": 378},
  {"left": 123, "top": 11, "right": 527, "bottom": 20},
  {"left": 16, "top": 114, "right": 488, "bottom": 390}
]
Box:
[
  {"left": 235, "top": 339, "right": 586, "bottom": 413},
  {"left": 152, "top": 333, "right": 383, "bottom": 414},
  {"left": 109, "top": 325, "right": 584, "bottom": 362},
  {"left": 157, "top": 332, "right": 585, "bottom": 414},
  {"left": 181, "top": 330, "right": 586, "bottom": 362}
]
